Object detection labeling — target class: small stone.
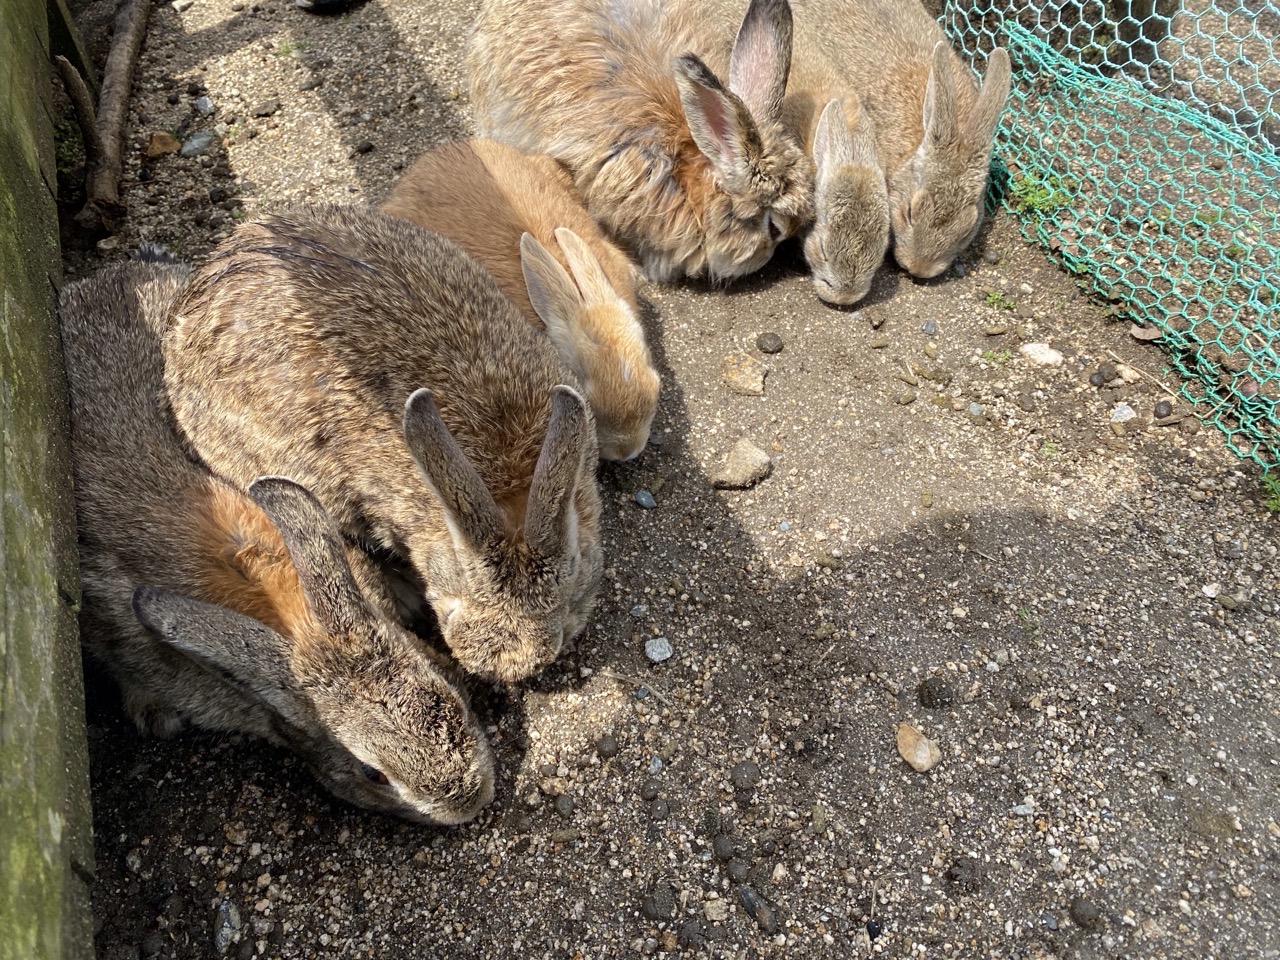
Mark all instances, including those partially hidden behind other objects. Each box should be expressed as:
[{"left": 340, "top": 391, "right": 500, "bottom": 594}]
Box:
[
  {"left": 644, "top": 636, "right": 672, "bottom": 662},
  {"left": 1020, "top": 343, "right": 1063, "bottom": 366},
  {"left": 811, "top": 802, "right": 827, "bottom": 832},
  {"left": 982, "top": 249, "right": 1001, "bottom": 264},
  {"left": 1012, "top": 802, "right": 1035, "bottom": 816},
  {"left": 921, "top": 318, "right": 938, "bottom": 336},
  {"left": 251, "top": 99, "right": 280, "bottom": 118},
  {"left": 146, "top": 131, "right": 181, "bottom": 158},
  {"left": 756, "top": 332, "right": 784, "bottom": 354},
  {"left": 1069, "top": 896, "right": 1103, "bottom": 931},
  {"left": 727, "top": 859, "right": 749, "bottom": 882},
  {"left": 596, "top": 734, "right": 619, "bottom": 758},
  {"left": 984, "top": 324, "right": 1008, "bottom": 336},
  {"left": 917, "top": 676, "right": 955, "bottom": 709},
  {"left": 895, "top": 723, "right": 941, "bottom": 772},
  {"left": 711, "top": 438, "right": 772, "bottom": 490},
  {"left": 195, "top": 95, "right": 216, "bottom": 116},
  {"left": 549, "top": 828, "right": 580, "bottom": 843},
  {"left": 647, "top": 755, "right": 663, "bottom": 774},
  {"left": 920, "top": 488, "right": 933, "bottom": 508},
  {"left": 923, "top": 342, "right": 938, "bottom": 359},
  {"left": 1154, "top": 399, "right": 1173, "bottom": 419},
  {"left": 869, "top": 335, "right": 890, "bottom": 349},
  {"left": 729, "top": 761, "right": 760, "bottom": 790},
  {"left": 738, "top": 886, "right": 777, "bottom": 934},
  {"left": 813, "top": 622, "right": 836, "bottom": 639},
  {"left": 896, "top": 390, "right": 917, "bottom": 405},
  {"left": 230, "top": 0, "right": 244, "bottom": 7},
  {"left": 1181, "top": 418, "right": 1200, "bottom": 435},
  {"left": 1116, "top": 364, "right": 1141, "bottom": 384},
  {"left": 967, "top": 402, "right": 985, "bottom": 417},
  {"left": 1110, "top": 403, "right": 1137, "bottom": 423},
  {"left": 641, "top": 881, "right": 675, "bottom": 920},
  {"left": 1089, "top": 371, "right": 1107, "bottom": 387},
  {"left": 213, "top": 900, "right": 241, "bottom": 956},
  {"left": 554, "top": 794, "right": 575, "bottom": 819},
  {"left": 180, "top": 132, "right": 217, "bottom": 157},
  {"left": 721, "top": 353, "right": 768, "bottom": 395},
  {"left": 1017, "top": 393, "right": 1037, "bottom": 413},
  {"left": 704, "top": 899, "right": 729, "bottom": 923},
  {"left": 634, "top": 489, "right": 657, "bottom": 509},
  {"left": 1110, "top": 421, "right": 1127, "bottom": 437},
  {"left": 649, "top": 798, "right": 669, "bottom": 821},
  {"left": 639, "top": 779, "right": 661, "bottom": 801},
  {"left": 712, "top": 834, "right": 736, "bottom": 861},
  {"left": 172, "top": 0, "right": 194, "bottom": 10}
]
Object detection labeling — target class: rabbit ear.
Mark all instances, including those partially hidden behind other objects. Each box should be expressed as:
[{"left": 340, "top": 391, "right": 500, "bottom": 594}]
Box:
[
  {"left": 966, "top": 47, "right": 1011, "bottom": 147},
  {"left": 248, "top": 476, "right": 373, "bottom": 636},
  {"left": 814, "top": 100, "right": 854, "bottom": 181},
  {"left": 922, "top": 41, "right": 959, "bottom": 145},
  {"left": 525, "top": 385, "right": 589, "bottom": 558},
  {"left": 131, "top": 585, "right": 308, "bottom": 722},
  {"left": 728, "top": 0, "right": 793, "bottom": 120},
  {"left": 674, "top": 54, "right": 758, "bottom": 190},
  {"left": 848, "top": 105, "right": 880, "bottom": 170},
  {"left": 521, "top": 232, "right": 586, "bottom": 375},
  {"left": 403, "top": 389, "right": 505, "bottom": 548},
  {"left": 554, "top": 228, "right": 624, "bottom": 308}
]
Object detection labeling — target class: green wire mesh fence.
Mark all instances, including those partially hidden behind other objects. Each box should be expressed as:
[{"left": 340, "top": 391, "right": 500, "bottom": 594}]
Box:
[{"left": 944, "top": 0, "right": 1280, "bottom": 470}]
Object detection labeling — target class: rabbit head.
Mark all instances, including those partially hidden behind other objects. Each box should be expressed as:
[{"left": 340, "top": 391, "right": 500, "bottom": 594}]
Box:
[
  {"left": 889, "top": 43, "right": 1011, "bottom": 279},
  {"left": 133, "top": 478, "right": 495, "bottom": 825},
  {"left": 521, "top": 228, "right": 659, "bottom": 461},
  {"left": 665, "top": 0, "right": 814, "bottom": 278},
  {"left": 403, "top": 386, "right": 602, "bottom": 684},
  {"left": 802, "top": 99, "right": 890, "bottom": 305}
]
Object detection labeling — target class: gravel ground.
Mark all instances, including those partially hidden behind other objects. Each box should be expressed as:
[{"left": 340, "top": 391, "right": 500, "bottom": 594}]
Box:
[{"left": 63, "top": 1, "right": 1280, "bottom": 958}]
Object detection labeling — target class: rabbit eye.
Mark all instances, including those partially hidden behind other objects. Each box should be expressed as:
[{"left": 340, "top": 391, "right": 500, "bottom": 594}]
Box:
[{"left": 360, "top": 763, "right": 390, "bottom": 786}]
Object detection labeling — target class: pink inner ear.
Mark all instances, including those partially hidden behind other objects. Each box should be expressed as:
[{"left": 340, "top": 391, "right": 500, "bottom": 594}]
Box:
[{"left": 692, "top": 85, "right": 737, "bottom": 164}]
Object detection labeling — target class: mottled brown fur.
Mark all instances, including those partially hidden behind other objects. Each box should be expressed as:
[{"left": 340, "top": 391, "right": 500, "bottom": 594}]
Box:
[{"left": 163, "top": 205, "right": 603, "bottom": 684}]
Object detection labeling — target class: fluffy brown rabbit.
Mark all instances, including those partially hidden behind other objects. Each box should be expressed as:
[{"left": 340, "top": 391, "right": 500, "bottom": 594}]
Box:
[
  {"left": 61, "top": 257, "right": 494, "bottom": 824},
  {"left": 467, "top": 0, "right": 814, "bottom": 282},
  {"left": 794, "top": 0, "right": 1010, "bottom": 278},
  {"left": 380, "top": 139, "right": 659, "bottom": 461},
  {"left": 162, "top": 205, "right": 603, "bottom": 685}
]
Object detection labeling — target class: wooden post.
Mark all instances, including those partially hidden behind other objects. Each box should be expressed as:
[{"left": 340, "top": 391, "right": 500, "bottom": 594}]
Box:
[{"left": 0, "top": 0, "right": 95, "bottom": 956}]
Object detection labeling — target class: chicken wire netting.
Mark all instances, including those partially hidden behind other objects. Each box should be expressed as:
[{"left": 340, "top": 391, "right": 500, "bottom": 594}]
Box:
[{"left": 943, "top": 0, "right": 1280, "bottom": 470}]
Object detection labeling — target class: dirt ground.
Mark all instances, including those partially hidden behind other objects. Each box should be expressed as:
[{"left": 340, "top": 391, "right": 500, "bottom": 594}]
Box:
[{"left": 61, "top": 1, "right": 1280, "bottom": 958}]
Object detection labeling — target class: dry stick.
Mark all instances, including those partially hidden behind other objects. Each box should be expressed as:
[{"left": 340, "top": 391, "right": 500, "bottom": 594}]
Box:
[
  {"left": 54, "top": 56, "right": 104, "bottom": 171},
  {"left": 78, "top": 0, "right": 152, "bottom": 232}
]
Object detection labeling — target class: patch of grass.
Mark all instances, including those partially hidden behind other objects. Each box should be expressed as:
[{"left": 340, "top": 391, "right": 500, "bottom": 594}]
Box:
[
  {"left": 984, "top": 291, "right": 1016, "bottom": 311},
  {"left": 1224, "top": 242, "right": 1247, "bottom": 262},
  {"left": 274, "top": 39, "right": 305, "bottom": 57},
  {"left": 1193, "top": 208, "right": 1225, "bottom": 228},
  {"left": 981, "top": 348, "right": 1013, "bottom": 365},
  {"left": 1038, "top": 439, "right": 1059, "bottom": 459},
  {"left": 1262, "top": 472, "right": 1280, "bottom": 513},
  {"left": 1009, "top": 173, "right": 1072, "bottom": 215}
]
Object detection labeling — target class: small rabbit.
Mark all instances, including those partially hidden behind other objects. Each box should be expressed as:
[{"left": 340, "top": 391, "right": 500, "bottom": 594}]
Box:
[
  {"left": 467, "top": 0, "right": 815, "bottom": 282},
  {"left": 793, "top": 0, "right": 1010, "bottom": 278},
  {"left": 163, "top": 205, "right": 604, "bottom": 685},
  {"left": 61, "top": 260, "right": 495, "bottom": 824},
  {"left": 381, "top": 139, "right": 659, "bottom": 461}
]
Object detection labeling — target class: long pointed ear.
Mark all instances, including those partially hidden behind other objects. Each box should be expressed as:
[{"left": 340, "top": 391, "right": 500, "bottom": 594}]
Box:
[
  {"left": 403, "top": 389, "right": 505, "bottom": 547},
  {"left": 965, "top": 47, "right": 1011, "bottom": 147},
  {"left": 813, "top": 99, "right": 854, "bottom": 182},
  {"left": 525, "top": 385, "right": 589, "bottom": 558},
  {"left": 674, "top": 54, "right": 758, "bottom": 190},
  {"left": 131, "top": 585, "right": 308, "bottom": 722},
  {"left": 728, "top": 0, "right": 793, "bottom": 120},
  {"left": 248, "top": 476, "right": 372, "bottom": 635},
  {"left": 922, "top": 41, "right": 959, "bottom": 145},
  {"left": 848, "top": 103, "right": 882, "bottom": 172},
  {"left": 553, "top": 228, "right": 624, "bottom": 308},
  {"left": 521, "top": 232, "right": 586, "bottom": 377}
]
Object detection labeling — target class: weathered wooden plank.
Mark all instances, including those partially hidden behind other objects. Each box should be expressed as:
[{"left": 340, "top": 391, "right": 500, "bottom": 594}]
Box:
[{"left": 0, "top": 0, "right": 94, "bottom": 956}]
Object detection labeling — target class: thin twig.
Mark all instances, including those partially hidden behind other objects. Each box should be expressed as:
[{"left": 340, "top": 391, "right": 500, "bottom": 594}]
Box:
[
  {"left": 54, "top": 56, "right": 104, "bottom": 170},
  {"left": 1105, "top": 349, "right": 1184, "bottom": 403},
  {"left": 598, "top": 669, "right": 671, "bottom": 707}
]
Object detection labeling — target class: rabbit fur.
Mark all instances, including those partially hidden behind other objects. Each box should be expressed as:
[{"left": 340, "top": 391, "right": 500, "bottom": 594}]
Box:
[
  {"left": 467, "top": 0, "right": 814, "bottom": 282},
  {"left": 793, "top": 0, "right": 1010, "bottom": 278},
  {"left": 381, "top": 138, "right": 659, "bottom": 461},
  {"left": 61, "top": 260, "right": 495, "bottom": 824},
  {"left": 162, "top": 205, "right": 604, "bottom": 685}
]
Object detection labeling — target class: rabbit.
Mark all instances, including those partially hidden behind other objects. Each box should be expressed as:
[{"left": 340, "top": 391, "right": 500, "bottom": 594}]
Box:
[
  {"left": 60, "top": 260, "right": 495, "bottom": 825},
  {"left": 467, "top": 0, "right": 815, "bottom": 283},
  {"left": 380, "top": 138, "right": 659, "bottom": 461},
  {"left": 162, "top": 205, "right": 604, "bottom": 686},
  {"left": 792, "top": 0, "right": 1011, "bottom": 278}
]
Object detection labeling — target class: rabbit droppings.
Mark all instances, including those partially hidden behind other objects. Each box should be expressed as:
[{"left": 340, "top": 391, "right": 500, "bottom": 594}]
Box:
[
  {"left": 61, "top": 259, "right": 494, "bottom": 824},
  {"left": 162, "top": 206, "right": 604, "bottom": 685},
  {"left": 381, "top": 139, "right": 659, "bottom": 461},
  {"left": 794, "top": 0, "right": 1010, "bottom": 278},
  {"left": 468, "top": 0, "right": 814, "bottom": 282}
]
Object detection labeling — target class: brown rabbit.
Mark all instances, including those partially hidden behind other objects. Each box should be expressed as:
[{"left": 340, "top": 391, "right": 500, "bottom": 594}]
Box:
[
  {"left": 61, "top": 257, "right": 494, "bottom": 824},
  {"left": 793, "top": 0, "right": 1011, "bottom": 278},
  {"left": 381, "top": 139, "right": 659, "bottom": 461},
  {"left": 468, "top": 0, "right": 814, "bottom": 282},
  {"left": 162, "top": 206, "right": 603, "bottom": 685}
]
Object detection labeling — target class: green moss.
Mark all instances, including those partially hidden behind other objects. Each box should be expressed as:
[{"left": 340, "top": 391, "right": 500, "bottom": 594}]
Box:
[{"left": 1008, "top": 172, "right": 1072, "bottom": 215}]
